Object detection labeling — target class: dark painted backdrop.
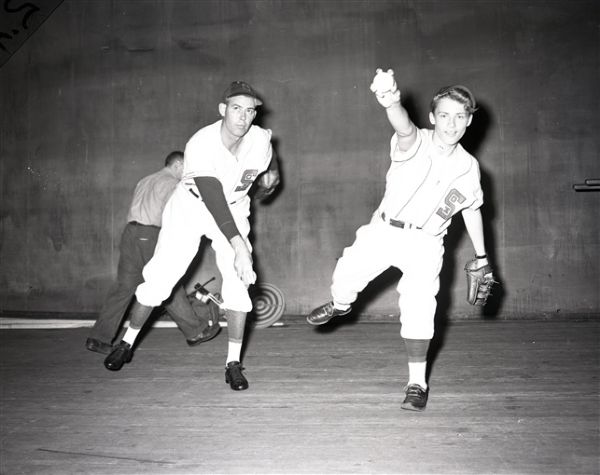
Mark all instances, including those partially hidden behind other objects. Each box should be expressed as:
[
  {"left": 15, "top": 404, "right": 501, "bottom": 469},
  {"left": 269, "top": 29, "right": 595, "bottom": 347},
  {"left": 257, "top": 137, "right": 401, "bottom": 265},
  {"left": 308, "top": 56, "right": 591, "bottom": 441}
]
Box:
[{"left": 0, "top": 0, "right": 598, "bottom": 319}]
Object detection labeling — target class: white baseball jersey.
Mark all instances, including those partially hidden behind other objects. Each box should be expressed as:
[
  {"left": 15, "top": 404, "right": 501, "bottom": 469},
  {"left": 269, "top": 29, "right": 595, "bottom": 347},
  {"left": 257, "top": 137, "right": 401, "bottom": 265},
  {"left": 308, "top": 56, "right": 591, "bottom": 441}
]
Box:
[
  {"left": 378, "top": 128, "right": 483, "bottom": 236},
  {"left": 182, "top": 120, "right": 273, "bottom": 207},
  {"left": 331, "top": 127, "right": 485, "bottom": 340},
  {"left": 135, "top": 120, "right": 273, "bottom": 312}
]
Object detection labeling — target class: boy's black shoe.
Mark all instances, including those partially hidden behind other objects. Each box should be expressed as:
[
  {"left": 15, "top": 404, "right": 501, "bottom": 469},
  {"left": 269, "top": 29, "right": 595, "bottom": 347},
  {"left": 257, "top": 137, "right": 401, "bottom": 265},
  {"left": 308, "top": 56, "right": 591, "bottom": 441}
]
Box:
[
  {"left": 306, "top": 301, "right": 351, "bottom": 326},
  {"left": 401, "top": 384, "right": 428, "bottom": 411}
]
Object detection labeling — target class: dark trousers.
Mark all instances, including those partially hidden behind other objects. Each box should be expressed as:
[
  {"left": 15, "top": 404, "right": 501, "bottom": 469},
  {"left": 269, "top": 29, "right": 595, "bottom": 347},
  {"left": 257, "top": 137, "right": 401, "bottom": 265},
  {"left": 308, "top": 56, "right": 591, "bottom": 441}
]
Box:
[{"left": 89, "top": 223, "right": 203, "bottom": 343}]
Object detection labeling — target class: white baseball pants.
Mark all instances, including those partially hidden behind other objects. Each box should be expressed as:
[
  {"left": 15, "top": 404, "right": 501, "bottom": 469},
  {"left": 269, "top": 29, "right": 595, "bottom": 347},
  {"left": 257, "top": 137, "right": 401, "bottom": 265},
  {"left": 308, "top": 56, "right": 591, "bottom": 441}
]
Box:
[
  {"left": 331, "top": 214, "right": 444, "bottom": 339},
  {"left": 136, "top": 183, "right": 253, "bottom": 312}
]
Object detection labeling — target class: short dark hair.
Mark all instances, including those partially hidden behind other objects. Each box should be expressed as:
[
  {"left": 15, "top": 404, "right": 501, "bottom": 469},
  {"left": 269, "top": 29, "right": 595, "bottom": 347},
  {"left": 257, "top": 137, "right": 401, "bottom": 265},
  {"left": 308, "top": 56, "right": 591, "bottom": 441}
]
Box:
[
  {"left": 430, "top": 85, "right": 477, "bottom": 114},
  {"left": 164, "top": 150, "right": 184, "bottom": 167}
]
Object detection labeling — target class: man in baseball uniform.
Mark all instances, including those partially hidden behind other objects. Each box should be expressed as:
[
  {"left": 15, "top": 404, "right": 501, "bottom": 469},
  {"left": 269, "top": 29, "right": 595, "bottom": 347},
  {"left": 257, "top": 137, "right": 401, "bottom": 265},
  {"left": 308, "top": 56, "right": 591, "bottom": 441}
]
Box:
[
  {"left": 86, "top": 151, "right": 220, "bottom": 355},
  {"left": 104, "top": 81, "right": 280, "bottom": 392},
  {"left": 307, "top": 69, "right": 491, "bottom": 411}
]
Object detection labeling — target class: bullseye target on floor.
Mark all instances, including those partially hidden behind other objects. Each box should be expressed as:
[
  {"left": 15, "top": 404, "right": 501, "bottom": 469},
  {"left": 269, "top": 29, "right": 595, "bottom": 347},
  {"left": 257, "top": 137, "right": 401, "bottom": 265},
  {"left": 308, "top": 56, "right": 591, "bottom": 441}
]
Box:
[{"left": 249, "top": 282, "right": 285, "bottom": 328}]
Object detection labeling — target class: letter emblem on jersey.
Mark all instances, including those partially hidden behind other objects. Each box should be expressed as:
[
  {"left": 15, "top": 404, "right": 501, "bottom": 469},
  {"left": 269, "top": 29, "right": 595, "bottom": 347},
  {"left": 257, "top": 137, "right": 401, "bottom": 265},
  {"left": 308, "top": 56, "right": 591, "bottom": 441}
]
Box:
[
  {"left": 436, "top": 188, "right": 466, "bottom": 220},
  {"left": 235, "top": 169, "right": 259, "bottom": 192}
]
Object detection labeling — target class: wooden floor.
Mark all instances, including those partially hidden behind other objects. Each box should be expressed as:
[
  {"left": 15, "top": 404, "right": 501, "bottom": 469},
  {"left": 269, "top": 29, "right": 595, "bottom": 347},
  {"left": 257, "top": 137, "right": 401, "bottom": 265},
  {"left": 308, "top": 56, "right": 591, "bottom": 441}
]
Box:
[{"left": 0, "top": 318, "right": 598, "bottom": 475}]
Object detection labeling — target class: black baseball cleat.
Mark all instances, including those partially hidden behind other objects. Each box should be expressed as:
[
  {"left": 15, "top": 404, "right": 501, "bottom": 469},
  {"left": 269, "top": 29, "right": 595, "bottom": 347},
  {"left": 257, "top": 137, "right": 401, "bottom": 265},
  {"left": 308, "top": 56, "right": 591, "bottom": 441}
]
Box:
[
  {"left": 85, "top": 338, "right": 113, "bottom": 355},
  {"left": 104, "top": 342, "right": 133, "bottom": 371},
  {"left": 225, "top": 361, "right": 249, "bottom": 391},
  {"left": 186, "top": 322, "right": 221, "bottom": 346},
  {"left": 401, "top": 384, "right": 429, "bottom": 411},
  {"left": 306, "top": 301, "right": 351, "bottom": 326}
]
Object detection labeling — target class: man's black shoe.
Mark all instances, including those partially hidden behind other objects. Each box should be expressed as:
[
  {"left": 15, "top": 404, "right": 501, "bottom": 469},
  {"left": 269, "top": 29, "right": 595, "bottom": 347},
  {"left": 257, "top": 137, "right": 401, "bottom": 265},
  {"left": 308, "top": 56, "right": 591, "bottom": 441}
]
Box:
[
  {"left": 187, "top": 322, "right": 221, "bottom": 346},
  {"left": 306, "top": 301, "right": 351, "bottom": 326},
  {"left": 104, "top": 342, "right": 133, "bottom": 371},
  {"left": 401, "top": 384, "right": 428, "bottom": 411},
  {"left": 85, "top": 338, "right": 113, "bottom": 355},
  {"left": 225, "top": 361, "right": 248, "bottom": 391}
]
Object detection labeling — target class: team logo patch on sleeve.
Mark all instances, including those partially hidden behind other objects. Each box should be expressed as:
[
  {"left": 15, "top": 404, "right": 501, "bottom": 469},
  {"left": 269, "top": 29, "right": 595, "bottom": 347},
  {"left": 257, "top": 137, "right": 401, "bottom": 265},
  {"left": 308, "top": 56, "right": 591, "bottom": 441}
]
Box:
[
  {"left": 235, "top": 169, "right": 259, "bottom": 192},
  {"left": 436, "top": 188, "right": 466, "bottom": 220}
]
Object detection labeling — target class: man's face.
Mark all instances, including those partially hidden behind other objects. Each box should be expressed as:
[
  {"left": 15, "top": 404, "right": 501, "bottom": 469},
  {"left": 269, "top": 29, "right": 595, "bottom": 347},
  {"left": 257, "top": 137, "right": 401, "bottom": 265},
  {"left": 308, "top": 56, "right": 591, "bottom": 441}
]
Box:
[
  {"left": 173, "top": 160, "right": 184, "bottom": 180},
  {"left": 429, "top": 97, "right": 472, "bottom": 147},
  {"left": 219, "top": 95, "right": 258, "bottom": 139}
]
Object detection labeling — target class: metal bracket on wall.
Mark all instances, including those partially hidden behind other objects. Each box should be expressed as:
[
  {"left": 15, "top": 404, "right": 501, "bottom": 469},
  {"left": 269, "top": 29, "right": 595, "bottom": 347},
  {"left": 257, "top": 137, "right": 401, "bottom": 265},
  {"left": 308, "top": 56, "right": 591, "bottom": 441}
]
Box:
[{"left": 573, "top": 178, "right": 600, "bottom": 192}]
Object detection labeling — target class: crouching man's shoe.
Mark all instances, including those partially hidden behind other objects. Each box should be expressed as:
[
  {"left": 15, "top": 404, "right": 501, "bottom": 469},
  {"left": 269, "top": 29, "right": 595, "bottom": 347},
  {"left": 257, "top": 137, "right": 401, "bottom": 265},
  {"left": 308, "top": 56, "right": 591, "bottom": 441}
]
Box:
[
  {"left": 306, "top": 301, "right": 351, "bottom": 326},
  {"left": 104, "top": 342, "right": 133, "bottom": 371},
  {"left": 85, "top": 338, "right": 113, "bottom": 355},
  {"left": 225, "top": 361, "right": 248, "bottom": 391},
  {"left": 401, "top": 384, "right": 428, "bottom": 412},
  {"left": 186, "top": 322, "right": 221, "bottom": 346}
]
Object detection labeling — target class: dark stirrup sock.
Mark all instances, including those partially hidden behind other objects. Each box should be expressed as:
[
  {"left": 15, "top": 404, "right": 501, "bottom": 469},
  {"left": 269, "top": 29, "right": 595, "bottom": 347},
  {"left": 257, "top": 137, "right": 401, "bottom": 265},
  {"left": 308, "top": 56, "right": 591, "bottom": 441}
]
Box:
[
  {"left": 129, "top": 301, "right": 154, "bottom": 329},
  {"left": 403, "top": 338, "right": 431, "bottom": 363}
]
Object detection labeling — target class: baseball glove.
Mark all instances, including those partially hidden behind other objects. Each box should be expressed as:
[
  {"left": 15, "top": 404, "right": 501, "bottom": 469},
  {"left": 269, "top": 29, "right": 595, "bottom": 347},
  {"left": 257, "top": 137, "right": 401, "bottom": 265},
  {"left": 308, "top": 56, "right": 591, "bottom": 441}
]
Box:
[
  {"left": 254, "top": 184, "right": 276, "bottom": 200},
  {"left": 254, "top": 170, "right": 280, "bottom": 200},
  {"left": 464, "top": 258, "right": 496, "bottom": 306}
]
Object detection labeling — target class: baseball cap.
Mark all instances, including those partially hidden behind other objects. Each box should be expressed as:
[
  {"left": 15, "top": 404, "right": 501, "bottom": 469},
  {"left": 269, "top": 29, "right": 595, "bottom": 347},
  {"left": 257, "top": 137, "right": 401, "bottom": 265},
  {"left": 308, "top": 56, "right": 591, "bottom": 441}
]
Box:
[{"left": 222, "top": 81, "right": 263, "bottom": 106}]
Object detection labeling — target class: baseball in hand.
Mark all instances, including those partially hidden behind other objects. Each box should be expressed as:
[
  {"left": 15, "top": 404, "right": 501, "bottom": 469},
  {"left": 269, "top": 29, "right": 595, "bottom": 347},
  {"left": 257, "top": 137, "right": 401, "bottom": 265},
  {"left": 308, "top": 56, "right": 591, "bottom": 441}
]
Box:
[
  {"left": 261, "top": 170, "right": 278, "bottom": 189},
  {"left": 370, "top": 68, "right": 396, "bottom": 95}
]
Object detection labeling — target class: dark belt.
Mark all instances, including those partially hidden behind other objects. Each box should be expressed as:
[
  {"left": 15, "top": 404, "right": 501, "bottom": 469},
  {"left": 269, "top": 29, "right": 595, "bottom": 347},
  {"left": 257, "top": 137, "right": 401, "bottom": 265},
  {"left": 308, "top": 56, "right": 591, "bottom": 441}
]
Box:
[
  {"left": 128, "top": 221, "right": 161, "bottom": 230},
  {"left": 381, "top": 212, "right": 421, "bottom": 230}
]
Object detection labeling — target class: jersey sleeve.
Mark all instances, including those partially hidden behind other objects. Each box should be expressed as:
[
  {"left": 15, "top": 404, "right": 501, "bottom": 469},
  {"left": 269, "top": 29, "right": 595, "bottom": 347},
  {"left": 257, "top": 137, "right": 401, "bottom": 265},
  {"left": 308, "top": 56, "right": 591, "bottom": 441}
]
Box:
[
  {"left": 390, "top": 128, "right": 424, "bottom": 163},
  {"left": 468, "top": 165, "right": 484, "bottom": 210},
  {"left": 194, "top": 176, "right": 240, "bottom": 240},
  {"left": 185, "top": 145, "right": 216, "bottom": 178},
  {"left": 266, "top": 147, "right": 278, "bottom": 172},
  {"left": 182, "top": 125, "right": 221, "bottom": 180},
  {"left": 257, "top": 127, "right": 274, "bottom": 171}
]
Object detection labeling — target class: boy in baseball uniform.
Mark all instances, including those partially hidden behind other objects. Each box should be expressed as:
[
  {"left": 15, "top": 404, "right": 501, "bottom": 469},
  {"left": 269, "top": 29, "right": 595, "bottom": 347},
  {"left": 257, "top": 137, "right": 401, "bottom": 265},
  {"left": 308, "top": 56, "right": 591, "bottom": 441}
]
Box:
[{"left": 307, "top": 69, "right": 491, "bottom": 411}]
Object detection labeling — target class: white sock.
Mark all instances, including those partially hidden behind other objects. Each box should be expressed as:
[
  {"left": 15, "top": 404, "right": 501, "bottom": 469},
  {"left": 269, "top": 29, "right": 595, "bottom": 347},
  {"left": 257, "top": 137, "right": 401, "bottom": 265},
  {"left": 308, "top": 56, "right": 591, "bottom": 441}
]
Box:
[
  {"left": 122, "top": 327, "right": 141, "bottom": 346},
  {"left": 226, "top": 341, "right": 243, "bottom": 364},
  {"left": 408, "top": 361, "right": 428, "bottom": 389},
  {"left": 333, "top": 301, "right": 351, "bottom": 311}
]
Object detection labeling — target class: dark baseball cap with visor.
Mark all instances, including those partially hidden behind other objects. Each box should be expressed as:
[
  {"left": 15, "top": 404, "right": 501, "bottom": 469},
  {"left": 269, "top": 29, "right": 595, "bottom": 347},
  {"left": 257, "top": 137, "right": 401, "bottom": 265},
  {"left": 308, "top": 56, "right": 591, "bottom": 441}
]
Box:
[{"left": 222, "top": 81, "right": 263, "bottom": 106}]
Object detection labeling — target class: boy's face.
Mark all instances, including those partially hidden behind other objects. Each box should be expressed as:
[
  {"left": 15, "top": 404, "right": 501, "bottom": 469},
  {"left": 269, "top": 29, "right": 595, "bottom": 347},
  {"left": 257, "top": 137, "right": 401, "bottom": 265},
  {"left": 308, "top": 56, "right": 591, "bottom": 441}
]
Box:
[{"left": 429, "top": 97, "right": 473, "bottom": 147}]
